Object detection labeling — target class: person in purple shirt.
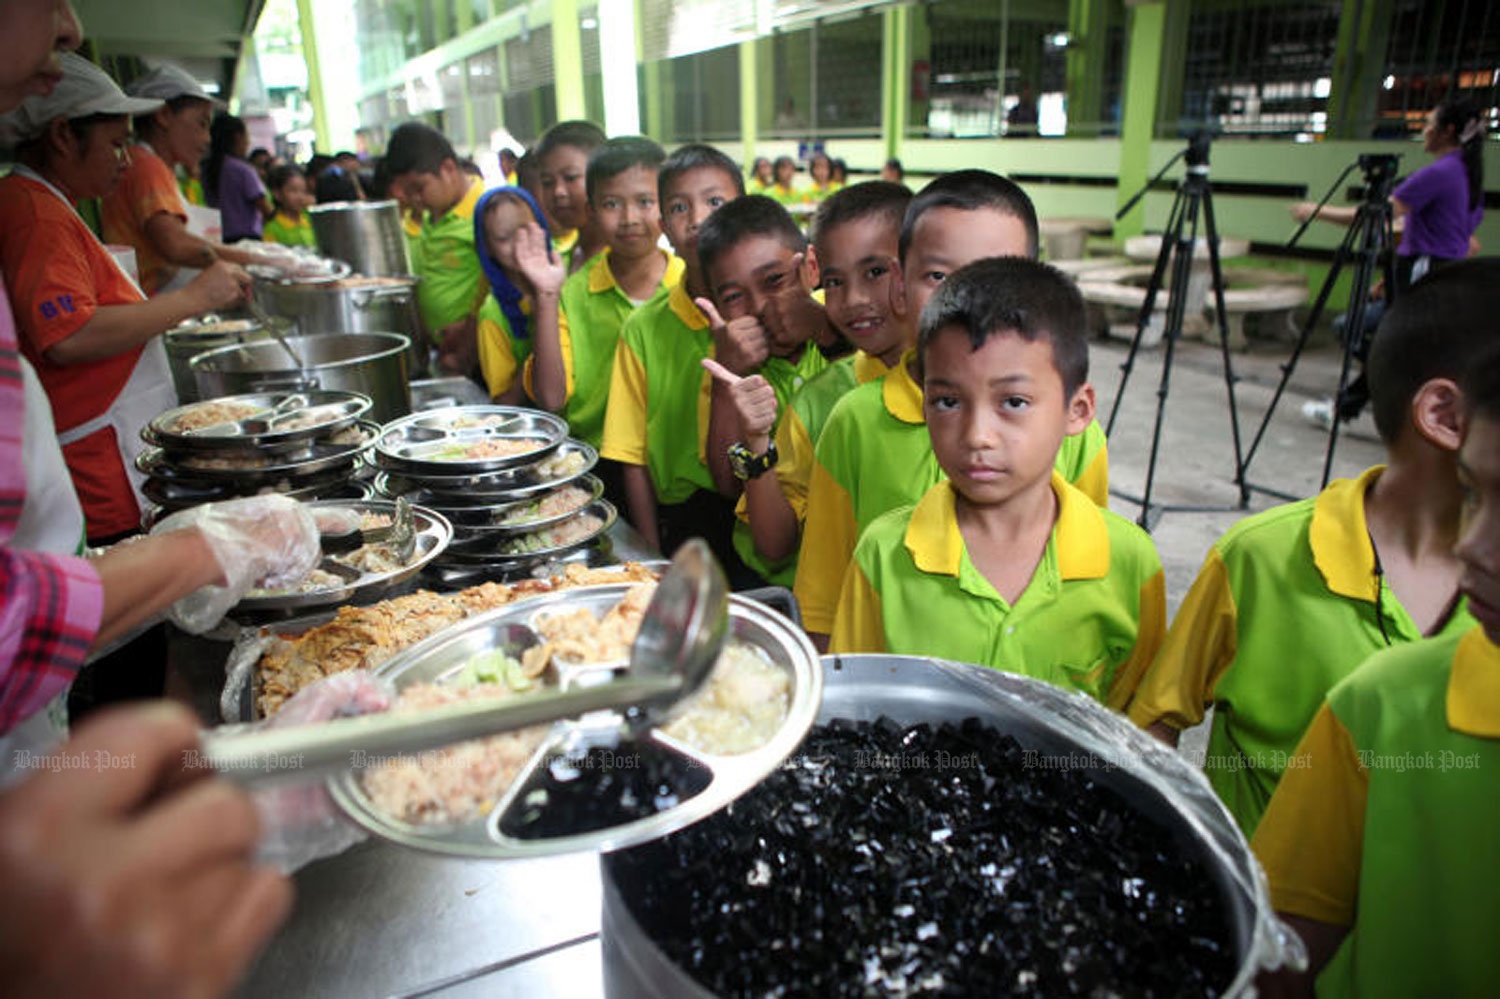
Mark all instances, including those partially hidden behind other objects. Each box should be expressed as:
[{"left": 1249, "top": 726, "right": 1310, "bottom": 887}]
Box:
[{"left": 203, "top": 112, "right": 271, "bottom": 242}]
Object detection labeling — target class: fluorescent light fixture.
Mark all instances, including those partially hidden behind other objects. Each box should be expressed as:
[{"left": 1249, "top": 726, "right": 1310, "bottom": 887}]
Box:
[
  {"left": 581, "top": 16, "right": 598, "bottom": 29},
  {"left": 1383, "top": 75, "right": 1396, "bottom": 90},
  {"left": 1313, "top": 77, "right": 1330, "bottom": 98}
]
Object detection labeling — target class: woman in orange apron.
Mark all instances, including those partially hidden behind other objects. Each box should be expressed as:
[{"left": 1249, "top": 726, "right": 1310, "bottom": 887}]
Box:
[{"left": 0, "top": 53, "right": 250, "bottom": 542}]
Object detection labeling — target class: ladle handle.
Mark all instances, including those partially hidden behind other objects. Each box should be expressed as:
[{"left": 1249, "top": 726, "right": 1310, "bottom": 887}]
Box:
[{"left": 200, "top": 676, "right": 680, "bottom": 787}]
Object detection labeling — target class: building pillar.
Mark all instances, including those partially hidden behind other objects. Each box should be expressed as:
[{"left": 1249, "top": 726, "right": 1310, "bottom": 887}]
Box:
[
  {"left": 297, "top": 0, "right": 358, "bottom": 152},
  {"left": 880, "top": 6, "right": 911, "bottom": 163},
  {"left": 599, "top": 0, "right": 641, "bottom": 134},
  {"left": 1115, "top": 0, "right": 1166, "bottom": 239},
  {"left": 551, "top": 0, "right": 587, "bottom": 122},
  {"left": 1328, "top": 0, "right": 1394, "bottom": 139},
  {"left": 740, "top": 39, "right": 758, "bottom": 163},
  {"left": 1065, "top": 0, "right": 1108, "bottom": 132}
]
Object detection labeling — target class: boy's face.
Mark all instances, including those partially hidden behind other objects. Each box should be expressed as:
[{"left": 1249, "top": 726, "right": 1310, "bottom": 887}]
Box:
[
  {"left": 539, "top": 143, "right": 590, "bottom": 232},
  {"left": 899, "top": 206, "right": 1032, "bottom": 323},
  {"left": 278, "top": 173, "right": 313, "bottom": 213},
  {"left": 816, "top": 215, "right": 905, "bottom": 362},
  {"left": 661, "top": 165, "right": 739, "bottom": 269},
  {"left": 709, "top": 233, "right": 818, "bottom": 356},
  {"left": 1456, "top": 414, "right": 1500, "bottom": 642},
  {"left": 923, "top": 326, "right": 1094, "bottom": 508},
  {"left": 394, "top": 160, "right": 465, "bottom": 216},
  {"left": 591, "top": 164, "right": 662, "bottom": 263},
  {"left": 483, "top": 197, "right": 534, "bottom": 274},
  {"left": 775, "top": 160, "right": 795, "bottom": 185}
]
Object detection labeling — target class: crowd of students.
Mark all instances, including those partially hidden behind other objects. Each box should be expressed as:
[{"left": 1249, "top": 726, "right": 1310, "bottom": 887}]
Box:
[{"left": 0, "top": 5, "right": 1497, "bottom": 992}]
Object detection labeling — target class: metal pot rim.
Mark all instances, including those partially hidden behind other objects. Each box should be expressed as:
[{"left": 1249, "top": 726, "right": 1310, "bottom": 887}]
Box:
[{"left": 189, "top": 332, "right": 411, "bottom": 375}]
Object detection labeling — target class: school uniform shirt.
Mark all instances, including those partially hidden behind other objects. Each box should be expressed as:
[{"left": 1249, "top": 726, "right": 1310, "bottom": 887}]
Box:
[
  {"left": 476, "top": 295, "right": 533, "bottom": 399},
  {"left": 0, "top": 174, "right": 149, "bottom": 538},
  {"left": 262, "top": 209, "right": 316, "bottom": 247},
  {"left": 526, "top": 247, "right": 684, "bottom": 448},
  {"left": 830, "top": 475, "right": 1165, "bottom": 709},
  {"left": 415, "top": 177, "right": 485, "bottom": 336},
  {"left": 100, "top": 143, "right": 189, "bottom": 296},
  {"left": 1251, "top": 627, "right": 1500, "bottom": 997},
  {"left": 792, "top": 350, "right": 1111, "bottom": 635},
  {"left": 1127, "top": 465, "right": 1475, "bottom": 836},
  {"left": 601, "top": 281, "right": 716, "bottom": 503},
  {"left": 0, "top": 275, "right": 103, "bottom": 735}
]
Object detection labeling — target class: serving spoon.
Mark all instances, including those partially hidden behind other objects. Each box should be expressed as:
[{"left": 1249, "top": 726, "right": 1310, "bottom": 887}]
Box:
[{"left": 199, "top": 539, "right": 729, "bottom": 786}]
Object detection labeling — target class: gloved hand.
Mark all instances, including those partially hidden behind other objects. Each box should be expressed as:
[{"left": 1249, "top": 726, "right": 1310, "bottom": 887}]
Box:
[{"left": 151, "top": 494, "right": 320, "bottom": 634}]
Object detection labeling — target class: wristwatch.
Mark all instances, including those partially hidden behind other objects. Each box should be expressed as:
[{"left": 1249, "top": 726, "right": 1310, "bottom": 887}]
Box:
[{"left": 728, "top": 440, "right": 779, "bottom": 480}]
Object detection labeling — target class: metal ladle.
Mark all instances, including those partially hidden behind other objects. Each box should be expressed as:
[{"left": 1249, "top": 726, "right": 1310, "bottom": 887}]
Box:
[
  {"left": 243, "top": 294, "right": 308, "bottom": 371},
  {"left": 200, "top": 539, "right": 729, "bottom": 786}
]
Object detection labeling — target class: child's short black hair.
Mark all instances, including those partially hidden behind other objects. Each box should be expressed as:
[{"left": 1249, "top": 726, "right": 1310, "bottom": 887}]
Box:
[
  {"left": 697, "top": 195, "right": 807, "bottom": 285},
  {"left": 899, "top": 169, "right": 1039, "bottom": 262},
  {"left": 917, "top": 257, "right": 1088, "bottom": 397},
  {"left": 267, "top": 163, "right": 304, "bottom": 194},
  {"left": 1462, "top": 346, "right": 1500, "bottom": 422},
  {"left": 811, "top": 181, "right": 912, "bottom": 251},
  {"left": 585, "top": 136, "right": 666, "bottom": 203},
  {"left": 535, "top": 119, "right": 606, "bottom": 165},
  {"left": 1368, "top": 258, "right": 1500, "bottom": 443},
  {"left": 658, "top": 143, "right": 745, "bottom": 204},
  {"left": 384, "top": 122, "right": 457, "bottom": 177}
]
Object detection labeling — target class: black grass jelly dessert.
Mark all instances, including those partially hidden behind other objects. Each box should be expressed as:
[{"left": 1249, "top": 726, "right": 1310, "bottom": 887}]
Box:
[{"left": 608, "top": 716, "right": 1237, "bottom": 998}]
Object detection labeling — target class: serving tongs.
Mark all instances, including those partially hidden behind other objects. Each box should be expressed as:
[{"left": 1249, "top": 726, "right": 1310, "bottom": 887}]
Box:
[
  {"left": 316, "top": 496, "right": 418, "bottom": 564},
  {"left": 200, "top": 539, "right": 729, "bottom": 786}
]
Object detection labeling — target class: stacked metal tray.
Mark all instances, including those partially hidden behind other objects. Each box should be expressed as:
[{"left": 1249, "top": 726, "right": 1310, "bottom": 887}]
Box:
[
  {"left": 138, "top": 390, "right": 377, "bottom": 521},
  {"left": 371, "top": 406, "right": 616, "bottom": 572}
]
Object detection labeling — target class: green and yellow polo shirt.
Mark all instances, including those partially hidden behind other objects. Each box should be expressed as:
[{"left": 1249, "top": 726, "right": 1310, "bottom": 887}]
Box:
[
  {"left": 1252, "top": 627, "right": 1500, "bottom": 997},
  {"left": 792, "top": 349, "right": 1111, "bottom": 635},
  {"left": 476, "top": 296, "right": 533, "bottom": 400},
  {"left": 262, "top": 210, "right": 315, "bottom": 248},
  {"left": 602, "top": 281, "right": 715, "bottom": 503},
  {"left": 830, "top": 474, "right": 1165, "bottom": 709},
  {"left": 1128, "top": 465, "right": 1475, "bottom": 836},
  {"left": 415, "top": 178, "right": 485, "bottom": 335},
  {"left": 526, "top": 247, "right": 684, "bottom": 448}
]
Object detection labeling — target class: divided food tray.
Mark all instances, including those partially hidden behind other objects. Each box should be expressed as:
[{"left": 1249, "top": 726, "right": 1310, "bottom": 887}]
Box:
[
  {"left": 148, "top": 390, "right": 373, "bottom": 450},
  {"left": 374, "top": 406, "right": 568, "bottom": 475},
  {"left": 374, "top": 440, "right": 599, "bottom": 503}
]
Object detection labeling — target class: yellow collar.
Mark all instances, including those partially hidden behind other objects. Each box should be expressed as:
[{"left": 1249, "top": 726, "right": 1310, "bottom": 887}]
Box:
[
  {"left": 1448, "top": 628, "right": 1500, "bottom": 737},
  {"left": 882, "top": 349, "right": 925, "bottom": 424},
  {"left": 667, "top": 279, "right": 709, "bottom": 330},
  {"left": 588, "top": 248, "right": 684, "bottom": 295},
  {"left": 854, "top": 350, "right": 892, "bottom": 384},
  {"left": 446, "top": 177, "right": 483, "bottom": 222},
  {"left": 904, "top": 473, "right": 1110, "bottom": 580},
  {"left": 1309, "top": 465, "right": 1385, "bottom": 603},
  {"left": 274, "top": 210, "right": 303, "bottom": 225},
  {"left": 553, "top": 228, "right": 579, "bottom": 253}
]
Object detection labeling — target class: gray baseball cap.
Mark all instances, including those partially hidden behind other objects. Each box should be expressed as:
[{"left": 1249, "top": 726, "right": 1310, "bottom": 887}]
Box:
[{"left": 0, "top": 53, "right": 162, "bottom": 147}]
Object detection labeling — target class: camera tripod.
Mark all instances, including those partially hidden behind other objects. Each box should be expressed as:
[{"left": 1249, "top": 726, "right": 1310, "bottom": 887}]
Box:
[
  {"left": 1239, "top": 154, "right": 1400, "bottom": 499},
  {"left": 1105, "top": 132, "right": 1249, "bottom": 530}
]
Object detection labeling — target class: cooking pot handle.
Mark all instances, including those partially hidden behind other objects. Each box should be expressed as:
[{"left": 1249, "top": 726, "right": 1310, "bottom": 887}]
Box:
[
  {"left": 352, "top": 285, "right": 415, "bottom": 309},
  {"left": 248, "top": 375, "right": 320, "bottom": 393}
]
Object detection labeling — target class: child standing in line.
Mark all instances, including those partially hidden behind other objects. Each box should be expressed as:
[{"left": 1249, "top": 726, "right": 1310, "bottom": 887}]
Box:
[
  {"left": 769, "top": 156, "right": 798, "bottom": 205},
  {"left": 829, "top": 257, "right": 1164, "bottom": 710},
  {"left": 261, "top": 165, "right": 316, "bottom": 248},
  {"left": 533, "top": 120, "right": 607, "bottom": 274},
  {"left": 473, "top": 186, "right": 551, "bottom": 405},
  {"left": 748, "top": 157, "right": 774, "bottom": 195}
]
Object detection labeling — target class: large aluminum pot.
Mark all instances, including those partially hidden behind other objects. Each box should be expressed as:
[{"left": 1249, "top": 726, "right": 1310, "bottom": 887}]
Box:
[
  {"left": 309, "top": 199, "right": 411, "bottom": 277},
  {"left": 162, "top": 315, "right": 288, "bottom": 402},
  {"left": 252, "top": 275, "right": 427, "bottom": 378},
  {"left": 600, "top": 654, "right": 1295, "bottom": 998},
  {"left": 190, "top": 332, "right": 412, "bottom": 423}
]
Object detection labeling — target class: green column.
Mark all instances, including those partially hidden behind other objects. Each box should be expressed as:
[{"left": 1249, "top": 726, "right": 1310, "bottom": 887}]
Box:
[
  {"left": 1328, "top": 0, "right": 1394, "bottom": 139},
  {"left": 881, "top": 6, "right": 911, "bottom": 162},
  {"left": 755, "top": 37, "right": 775, "bottom": 137},
  {"left": 1065, "top": 0, "right": 1108, "bottom": 133},
  {"left": 296, "top": 0, "right": 331, "bottom": 151},
  {"left": 740, "top": 39, "right": 758, "bottom": 163},
  {"left": 1115, "top": 0, "right": 1166, "bottom": 240},
  {"left": 551, "top": 0, "right": 586, "bottom": 122}
]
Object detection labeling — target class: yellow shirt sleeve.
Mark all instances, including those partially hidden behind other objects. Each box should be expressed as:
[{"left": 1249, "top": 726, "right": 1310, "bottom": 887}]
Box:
[
  {"left": 793, "top": 457, "right": 859, "bottom": 635},
  {"left": 522, "top": 304, "right": 576, "bottom": 403},
  {"left": 733, "top": 403, "right": 815, "bottom": 525},
  {"left": 1251, "top": 703, "right": 1366, "bottom": 927},
  {"left": 829, "top": 560, "right": 886, "bottom": 654},
  {"left": 1106, "top": 568, "right": 1167, "bottom": 712},
  {"left": 1075, "top": 442, "right": 1109, "bottom": 508},
  {"left": 476, "top": 315, "right": 518, "bottom": 400},
  {"left": 1127, "top": 548, "right": 1239, "bottom": 730},
  {"left": 600, "top": 337, "right": 648, "bottom": 466}
]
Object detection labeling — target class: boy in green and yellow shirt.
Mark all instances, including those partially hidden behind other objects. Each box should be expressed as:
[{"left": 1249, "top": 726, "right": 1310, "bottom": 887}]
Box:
[
  {"left": 386, "top": 122, "right": 486, "bottom": 375},
  {"left": 793, "top": 170, "right": 1110, "bottom": 646},
  {"left": 829, "top": 257, "right": 1163, "bottom": 709},
  {"left": 473, "top": 185, "right": 552, "bottom": 404},
  {"left": 533, "top": 120, "right": 607, "bottom": 275},
  {"left": 1128, "top": 264, "right": 1482, "bottom": 836},
  {"left": 1252, "top": 297, "right": 1500, "bottom": 997},
  {"left": 262, "top": 165, "right": 316, "bottom": 247}
]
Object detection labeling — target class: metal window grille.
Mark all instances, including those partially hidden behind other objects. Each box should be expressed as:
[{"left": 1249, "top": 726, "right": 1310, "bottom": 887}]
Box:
[
  {"left": 1376, "top": 0, "right": 1500, "bottom": 139},
  {"left": 657, "top": 45, "right": 743, "bottom": 142},
  {"left": 468, "top": 46, "right": 502, "bottom": 150}
]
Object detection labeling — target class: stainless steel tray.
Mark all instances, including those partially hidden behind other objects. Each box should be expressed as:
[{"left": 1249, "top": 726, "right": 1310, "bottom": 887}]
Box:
[
  {"left": 374, "top": 406, "right": 567, "bottom": 475},
  {"left": 438, "top": 500, "right": 616, "bottom": 565},
  {"left": 326, "top": 584, "right": 822, "bottom": 860},
  {"left": 135, "top": 421, "right": 377, "bottom": 485},
  {"left": 375, "top": 440, "right": 599, "bottom": 503},
  {"left": 142, "top": 465, "right": 363, "bottom": 509},
  {"left": 232, "top": 500, "right": 452, "bottom": 613},
  {"left": 142, "top": 479, "right": 375, "bottom": 532},
  {"left": 148, "top": 390, "right": 373, "bottom": 450},
  {"left": 441, "top": 476, "right": 606, "bottom": 536}
]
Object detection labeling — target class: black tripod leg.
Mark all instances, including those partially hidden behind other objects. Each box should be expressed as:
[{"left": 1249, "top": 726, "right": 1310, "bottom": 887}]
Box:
[
  {"left": 1107, "top": 192, "right": 1185, "bottom": 437},
  {"left": 1200, "top": 188, "right": 1248, "bottom": 505}
]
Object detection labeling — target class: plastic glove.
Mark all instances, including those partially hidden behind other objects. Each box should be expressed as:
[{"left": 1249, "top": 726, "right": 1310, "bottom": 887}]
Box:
[
  {"left": 244, "top": 670, "right": 396, "bottom": 873},
  {"left": 152, "top": 494, "right": 320, "bottom": 634}
]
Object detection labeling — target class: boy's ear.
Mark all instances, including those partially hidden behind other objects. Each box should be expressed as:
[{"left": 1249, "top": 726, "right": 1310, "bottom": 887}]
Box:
[
  {"left": 890, "top": 258, "right": 909, "bottom": 319},
  {"left": 1409, "top": 377, "right": 1464, "bottom": 451},
  {"left": 800, "top": 247, "right": 820, "bottom": 291},
  {"left": 1065, "top": 382, "right": 1097, "bottom": 436}
]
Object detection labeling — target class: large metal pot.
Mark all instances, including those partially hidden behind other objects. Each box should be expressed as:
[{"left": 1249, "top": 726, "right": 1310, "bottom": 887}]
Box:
[
  {"left": 600, "top": 655, "right": 1292, "bottom": 998},
  {"left": 253, "top": 275, "right": 427, "bottom": 377},
  {"left": 190, "top": 332, "right": 412, "bottom": 423},
  {"left": 309, "top": 199, "right": 411, "bottom": 277},
  {"left": 162, "top": 316, "right": 288, "bottom": 402}
]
